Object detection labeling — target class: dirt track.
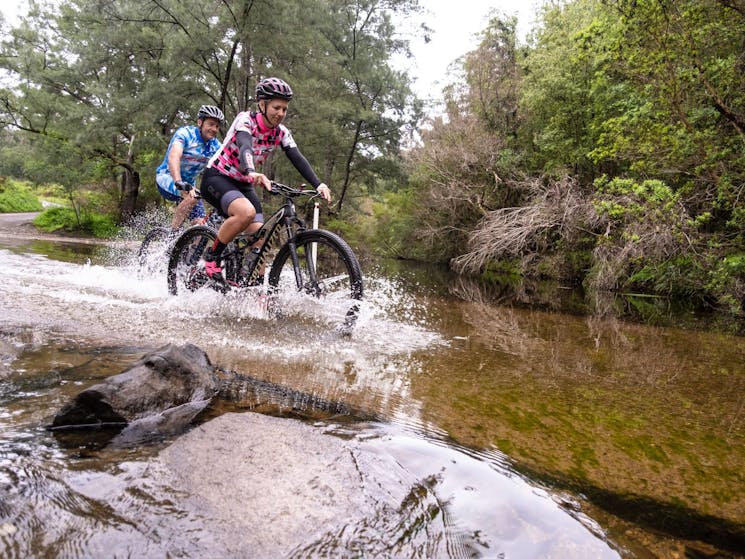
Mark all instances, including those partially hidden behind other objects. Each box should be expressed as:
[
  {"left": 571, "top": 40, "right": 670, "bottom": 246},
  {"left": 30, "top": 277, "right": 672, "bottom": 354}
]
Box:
[
  {"left": 0, "top": 211, "right": 40, "bottom": 229},
  {"left": 0, "top": 211, "right": 110, "bottom": 245}
]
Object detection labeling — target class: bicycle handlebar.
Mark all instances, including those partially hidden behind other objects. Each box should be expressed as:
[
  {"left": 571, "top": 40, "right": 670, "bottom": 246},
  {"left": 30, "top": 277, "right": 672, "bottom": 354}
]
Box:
[
  {"left": 192, "top": 181, "right": 319, "bottom": 202},
  {"left": 269, "top": 181, "right": 320, "bottom": 199}
]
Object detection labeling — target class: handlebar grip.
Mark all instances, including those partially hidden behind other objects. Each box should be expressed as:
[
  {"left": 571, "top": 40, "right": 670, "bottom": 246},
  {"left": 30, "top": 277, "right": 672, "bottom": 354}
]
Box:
[{"left": 269, "top": 181, "right": 319, "bottom": 197}]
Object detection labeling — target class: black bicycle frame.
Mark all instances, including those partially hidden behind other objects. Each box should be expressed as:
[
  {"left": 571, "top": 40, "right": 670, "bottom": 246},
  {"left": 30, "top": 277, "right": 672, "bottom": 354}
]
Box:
[{"left": 240, "top": 193, "right": 308, "bottom": 287}]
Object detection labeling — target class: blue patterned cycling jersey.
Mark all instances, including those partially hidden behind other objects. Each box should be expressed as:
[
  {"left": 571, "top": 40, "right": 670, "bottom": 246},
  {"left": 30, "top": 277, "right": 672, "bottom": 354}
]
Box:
[{"left": 156, "top": 125, "right": 221, "bottom": 186}]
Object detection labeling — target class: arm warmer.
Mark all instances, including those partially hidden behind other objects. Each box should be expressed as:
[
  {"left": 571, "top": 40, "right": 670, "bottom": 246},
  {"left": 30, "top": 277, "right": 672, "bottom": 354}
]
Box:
[
  {"left": 284, "top": 146, "right": 321, "bottom": 188},
  {"left": 236, "top": 131, "right": 255, "bottom": 174}
]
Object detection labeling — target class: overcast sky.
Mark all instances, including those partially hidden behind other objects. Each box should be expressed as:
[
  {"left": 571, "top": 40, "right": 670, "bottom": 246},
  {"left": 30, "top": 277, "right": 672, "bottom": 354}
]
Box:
[{"left": 401, "top": 0, "right": 539, "bottom": 101}]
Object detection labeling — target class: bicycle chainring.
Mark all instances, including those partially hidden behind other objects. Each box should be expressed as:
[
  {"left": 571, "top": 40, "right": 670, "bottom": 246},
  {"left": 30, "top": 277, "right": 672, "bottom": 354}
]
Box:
[{"left": 185, "top": 266, "right": 209, "bottom": 291}]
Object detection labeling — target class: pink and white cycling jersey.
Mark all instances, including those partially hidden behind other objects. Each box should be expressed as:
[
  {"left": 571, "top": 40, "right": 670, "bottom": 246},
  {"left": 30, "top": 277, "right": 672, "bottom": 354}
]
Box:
[{"left": 207, "top": 111, "right": 297, "bottom": 183}]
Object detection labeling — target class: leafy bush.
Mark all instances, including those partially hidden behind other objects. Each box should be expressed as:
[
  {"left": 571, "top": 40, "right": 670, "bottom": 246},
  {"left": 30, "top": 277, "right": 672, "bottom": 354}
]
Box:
[
  {"left": 33, "top": 207, "right": 118, "bottom": 238},
  {"left": 705, "top": 254, "right": 745, "bottom": 315},
  {"left": 592, "top": 176, "right": 680, "bottom": 220},
  {"left": 84, "top": 213, "right": 119, "bottom": 237},
  {"left": 0, "top": 178, "right": 43, "bottom": 212},
  {"left": 33, "top": 207, "right": 76, "bottom": 231},
  {"left": 369, "top": 189, "right": 430, "bottom": 260}
]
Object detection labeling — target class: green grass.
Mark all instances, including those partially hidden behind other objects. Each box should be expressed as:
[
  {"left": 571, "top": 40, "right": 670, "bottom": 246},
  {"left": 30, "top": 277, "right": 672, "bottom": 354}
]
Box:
[
  {"left": 33, "top": 207, "right": 118, "bottom": 237},
  {"left": 0, "top": 178, "right": 43, "bottom": 212}
]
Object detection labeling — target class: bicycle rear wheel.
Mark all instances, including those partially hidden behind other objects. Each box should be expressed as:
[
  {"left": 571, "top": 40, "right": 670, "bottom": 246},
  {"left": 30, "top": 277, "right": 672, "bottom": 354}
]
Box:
[
  {"left": 167, "top": 226, "right": 217, "bottom": 295},
  {"left": 267, "top": 229, "right": 363, "bottom": 331},
  {"left": 138, "top": 226, "right": 172, "bottom": 275}
]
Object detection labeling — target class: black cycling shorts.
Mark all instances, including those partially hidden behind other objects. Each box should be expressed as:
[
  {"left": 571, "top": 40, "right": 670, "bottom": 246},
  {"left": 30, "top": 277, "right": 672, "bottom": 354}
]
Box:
[{"left": 201, "top": 167, "right": 264, "bottom": 222}]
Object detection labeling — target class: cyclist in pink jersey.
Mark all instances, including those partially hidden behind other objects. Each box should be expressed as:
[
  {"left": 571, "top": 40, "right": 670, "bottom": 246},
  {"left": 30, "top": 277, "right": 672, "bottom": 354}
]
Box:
[{"left": 200, "top": 77, "right": 331, "bottom": 282}]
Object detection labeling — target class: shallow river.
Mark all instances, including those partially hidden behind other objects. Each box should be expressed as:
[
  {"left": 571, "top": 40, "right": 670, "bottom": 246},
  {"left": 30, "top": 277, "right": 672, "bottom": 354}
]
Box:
[{"left": 0, "top": 232, "right": 743, "bottom": 558}]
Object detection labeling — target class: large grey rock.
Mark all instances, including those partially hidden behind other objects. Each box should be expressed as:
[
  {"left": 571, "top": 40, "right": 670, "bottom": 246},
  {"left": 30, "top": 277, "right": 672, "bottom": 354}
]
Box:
[
  {"left": 148, "top": 412, "right": 620, "bottom": 558},
  {"left": 51, "top": 343, "right": 218, "bottom": 436}
]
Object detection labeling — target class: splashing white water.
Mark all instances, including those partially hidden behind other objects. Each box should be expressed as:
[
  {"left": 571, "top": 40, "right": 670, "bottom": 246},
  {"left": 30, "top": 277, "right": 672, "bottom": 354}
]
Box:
[{"left": 0, "top": 247, "right": 444, "bottom": 362}]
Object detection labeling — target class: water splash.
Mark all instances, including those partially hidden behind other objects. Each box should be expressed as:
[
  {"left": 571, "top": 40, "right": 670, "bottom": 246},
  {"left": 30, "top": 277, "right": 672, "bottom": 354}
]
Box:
[{"left": 0, "top": 247, "right": 444, "bottom": 360}]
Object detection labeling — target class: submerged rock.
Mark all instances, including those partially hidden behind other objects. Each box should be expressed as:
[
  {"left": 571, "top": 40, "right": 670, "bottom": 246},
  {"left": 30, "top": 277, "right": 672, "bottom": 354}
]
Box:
[
  {"left": 149, "top": 412, "right": 620, "bottom": 558},
  {"left": 156, "top": 412, "right": 406, "bottom": 558}
]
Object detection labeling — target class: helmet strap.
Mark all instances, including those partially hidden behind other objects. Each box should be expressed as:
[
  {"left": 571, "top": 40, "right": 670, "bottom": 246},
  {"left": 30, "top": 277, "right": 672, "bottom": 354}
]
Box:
[
  {"left": 258, "top": 99, "right": 269, "bottom": 120},
  {"left": 196, "top": 118, "right": 207, "bottom": 140},
  {"left": 256, "top": 104, "right": 274, "bottom": 131}
]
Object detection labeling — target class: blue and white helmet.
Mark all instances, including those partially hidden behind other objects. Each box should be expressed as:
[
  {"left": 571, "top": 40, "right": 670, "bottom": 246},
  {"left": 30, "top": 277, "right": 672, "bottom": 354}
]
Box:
[{"left": 197, "top": 105, "right": 224, "bottom": 122}]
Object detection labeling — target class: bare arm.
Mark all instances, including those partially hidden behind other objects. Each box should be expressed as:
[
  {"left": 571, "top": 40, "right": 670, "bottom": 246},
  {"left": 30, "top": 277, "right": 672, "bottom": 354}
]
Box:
[{"left": 167, "top": 142, "right": 185, "bottom": 183}]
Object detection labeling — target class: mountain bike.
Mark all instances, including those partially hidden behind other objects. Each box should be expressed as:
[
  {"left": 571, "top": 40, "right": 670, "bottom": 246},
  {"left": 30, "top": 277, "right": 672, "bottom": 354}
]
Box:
[
  {"left": 166, "top": 181, "right": 363, "bottom": 332},
  {"left": 137, "top": 187, "right": 223, "bottom": 274}
]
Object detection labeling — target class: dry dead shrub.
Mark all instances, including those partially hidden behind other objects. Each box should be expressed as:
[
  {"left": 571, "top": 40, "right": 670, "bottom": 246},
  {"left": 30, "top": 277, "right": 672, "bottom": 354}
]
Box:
[
  {"left": 451, "top": 175, "right": 599, "bottom": 275},
  {"left": 408, "top": 113, "right": 521, "bottom": 259}
]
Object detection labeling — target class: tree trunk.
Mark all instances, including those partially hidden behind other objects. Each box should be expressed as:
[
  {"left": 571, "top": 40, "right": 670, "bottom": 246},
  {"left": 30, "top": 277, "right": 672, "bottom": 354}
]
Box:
[
  {"left": 119, "top": 164, "right": 140, "bottom": 224},
  {"left": 338, "top": 120, "right": 363, "bottom": 212}
]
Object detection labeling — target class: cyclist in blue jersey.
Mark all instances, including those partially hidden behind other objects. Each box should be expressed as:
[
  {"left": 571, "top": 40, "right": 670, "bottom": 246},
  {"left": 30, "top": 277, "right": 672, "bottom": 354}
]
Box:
[{"left": 155, "top": 105, "right": 224, "bottom": 232}]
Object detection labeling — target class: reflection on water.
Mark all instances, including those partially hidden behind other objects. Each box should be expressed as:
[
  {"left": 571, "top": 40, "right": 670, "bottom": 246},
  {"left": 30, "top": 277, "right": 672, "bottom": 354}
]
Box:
[
  {"left": 1, "top": 237, "right": 107, "bottom": 264},
  {"left": 0, "top": 237, "right": 743, "bottom": 557},
  {"left": 411, "top": 301, "right": 743, "bottom": 551}
]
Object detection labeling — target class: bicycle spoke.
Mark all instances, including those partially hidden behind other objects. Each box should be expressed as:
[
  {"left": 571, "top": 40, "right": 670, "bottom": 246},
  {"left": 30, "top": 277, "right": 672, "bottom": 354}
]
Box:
[
  {"left": 167, "top": 226, "right": 216, "bottom": 295},
  {"left": 268, "top": 230, "right": 363, "bottom": 330}
]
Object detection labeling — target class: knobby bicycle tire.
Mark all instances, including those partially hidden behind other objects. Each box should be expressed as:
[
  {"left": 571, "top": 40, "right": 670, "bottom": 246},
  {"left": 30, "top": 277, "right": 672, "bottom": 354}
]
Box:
[
  {"left": 267, "top": 229, "right": 363, "bottom": 331},
  {"left": 137, "top": 226, "right": 172, "bottom": 274},
  {"left": 167, "top": 226, "right": 217, "bottom": 295}
]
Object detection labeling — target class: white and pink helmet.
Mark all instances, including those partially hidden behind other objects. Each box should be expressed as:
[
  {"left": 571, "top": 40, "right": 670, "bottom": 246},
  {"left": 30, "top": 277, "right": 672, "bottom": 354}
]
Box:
[{"left": 255, "top": 77, "right": 294, "bottom": 101}]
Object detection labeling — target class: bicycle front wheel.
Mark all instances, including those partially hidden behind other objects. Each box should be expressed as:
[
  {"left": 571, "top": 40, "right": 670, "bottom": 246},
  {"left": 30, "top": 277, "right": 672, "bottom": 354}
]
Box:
[
  {"left": 167, "top": 226, "right": 217, "bottom": 295},
  {"left": 137, "top": 226, "right": 172, "bottom": 275},
  {"left": 267, "top": 229, "right": 363, "bottom": 330}
]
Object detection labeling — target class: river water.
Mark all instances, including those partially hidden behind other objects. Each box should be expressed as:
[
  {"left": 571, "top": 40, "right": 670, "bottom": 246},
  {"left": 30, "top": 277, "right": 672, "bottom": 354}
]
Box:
[{"left": 0, "top": 232, "right": 743, "bottom": 558}]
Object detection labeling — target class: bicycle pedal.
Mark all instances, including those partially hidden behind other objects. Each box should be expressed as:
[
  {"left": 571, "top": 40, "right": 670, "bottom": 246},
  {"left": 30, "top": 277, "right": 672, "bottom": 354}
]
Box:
[
  {"left": 185, "top": 267, "right": 209, "bottom": 291},
  {"left": 208, "top": 276, "right": 232, "bottom": 294}
]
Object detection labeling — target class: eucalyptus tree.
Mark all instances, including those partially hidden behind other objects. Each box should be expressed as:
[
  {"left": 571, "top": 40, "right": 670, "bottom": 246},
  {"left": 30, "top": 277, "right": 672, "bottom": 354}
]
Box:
[
  {"left": 1, "top": 0, "right": 425, "bottom": 222},
  {"left": 519, "top": 0, "right": 613, "bottom": 181},
  {"left": 286, "top": 0, "right": 424, "bottom": 211},
  {"left": 462, "top": 14, "right": 521, "bottom": 137},
  {"left": 0, "top": 0, "right": 188, "bottom": 220},
  {"left": 595, "top": 0, "right": 745, "bottom": 224}
]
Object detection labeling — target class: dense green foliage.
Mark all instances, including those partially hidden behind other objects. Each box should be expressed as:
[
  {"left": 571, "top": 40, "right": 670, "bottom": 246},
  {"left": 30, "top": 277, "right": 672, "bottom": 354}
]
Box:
[
  {"left": 1, "top": 0, "right": 744, "bottom": 315},
  {"left": 0, "top": 178, "right": 43, "bottom": 212},
  {"left": 0, "top": 0, "right": 423, "bottom": 221},
  {"left": 33, "top": 206, "right": 118, "bottom": 237},
  {"left": 400, "top": 0, "right": 745, "bottom": 315},
  {"left": 0, "top": 177, "right": 118, "bottom": 237}
]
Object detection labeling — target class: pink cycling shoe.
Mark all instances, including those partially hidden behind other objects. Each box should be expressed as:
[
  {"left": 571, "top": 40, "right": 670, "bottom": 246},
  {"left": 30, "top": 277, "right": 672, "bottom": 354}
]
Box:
[{"left": 204, "top": 259, "right": 223, "bottom": 278}]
